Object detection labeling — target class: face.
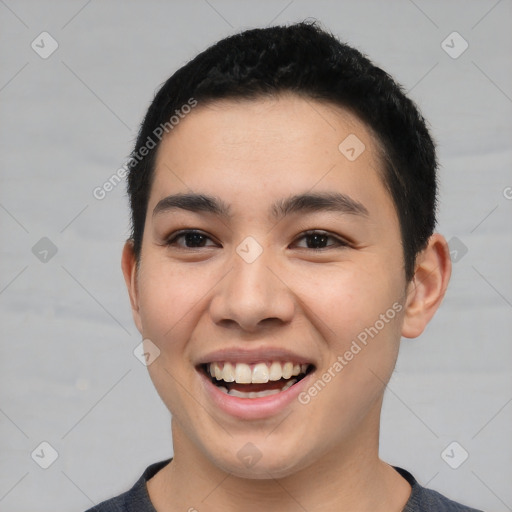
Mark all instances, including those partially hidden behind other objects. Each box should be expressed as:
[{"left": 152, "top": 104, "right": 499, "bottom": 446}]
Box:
[{"left": 124, "top": 94, "right": 411, "bottom": 479}]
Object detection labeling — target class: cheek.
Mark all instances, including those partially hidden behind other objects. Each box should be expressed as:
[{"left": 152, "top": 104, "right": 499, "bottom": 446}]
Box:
[
  {"left": 295, "top": 267, "right": 404, "bottom": 431},
  {"left": 135, "top": 258, "right": 210, "bottom": 418},
  {"left": 136, "top": 257, "right": 211, "bottom": 352},
  {"left": 290, "top": 262, "right": 403, "bottom": 346},
  {"left": 290, "top": 262, "right": 405, "bottom": 415}
]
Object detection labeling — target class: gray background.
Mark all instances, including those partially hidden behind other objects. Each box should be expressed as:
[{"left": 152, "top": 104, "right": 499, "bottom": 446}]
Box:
[{"left": 1, "top": 0, "right": 511, "bottom": 510}]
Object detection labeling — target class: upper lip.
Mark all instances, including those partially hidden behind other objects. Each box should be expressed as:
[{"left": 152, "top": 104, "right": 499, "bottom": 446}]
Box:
[{"left": 195, "top": 347, "right": 316, "bottom": 367}]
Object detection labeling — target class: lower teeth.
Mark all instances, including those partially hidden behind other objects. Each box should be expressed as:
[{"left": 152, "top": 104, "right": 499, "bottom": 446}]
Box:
[{"left": 217, "top": 378, "right": 297, "bottom": 398}]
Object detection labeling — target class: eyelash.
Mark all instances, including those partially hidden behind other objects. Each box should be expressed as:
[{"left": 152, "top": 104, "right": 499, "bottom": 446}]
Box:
[
  {"left": 164, "top": 229, "right": 349, "bottom": 250},
  {"left": 293, "top": 230, "right": 349, "bottom": 250},
  {"left": 165, "top": 230, "right": 219, "bottom": 249}
]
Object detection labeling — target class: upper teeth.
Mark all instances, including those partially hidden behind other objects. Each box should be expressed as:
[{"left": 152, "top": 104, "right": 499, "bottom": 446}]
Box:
[{"left": 208, "top": 361, "right": 308, "bottom": 384}]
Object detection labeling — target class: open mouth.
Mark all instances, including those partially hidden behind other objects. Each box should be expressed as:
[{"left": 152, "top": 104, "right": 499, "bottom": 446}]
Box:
[{"left": 200, "top": 361, "right": 314, "bottom": 399}]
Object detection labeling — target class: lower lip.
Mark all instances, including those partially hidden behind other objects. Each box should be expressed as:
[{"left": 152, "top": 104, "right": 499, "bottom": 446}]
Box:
[{"left": 199, "top": 369, "right": 314, "bottom": 420}]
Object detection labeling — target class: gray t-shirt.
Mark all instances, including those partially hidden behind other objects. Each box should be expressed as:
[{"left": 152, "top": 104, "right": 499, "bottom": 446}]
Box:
[{"left": 85, "top": 459, "right": 484, "bottom": 512}]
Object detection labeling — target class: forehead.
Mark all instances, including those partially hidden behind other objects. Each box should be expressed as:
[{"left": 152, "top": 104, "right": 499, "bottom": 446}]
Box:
[{"left": 150, "top": 94, "right": 393, "bottom": 219}]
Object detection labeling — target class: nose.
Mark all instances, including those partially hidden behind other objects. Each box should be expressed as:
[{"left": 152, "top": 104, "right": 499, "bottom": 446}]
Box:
[{"left": 209, "top": 248, "right": 295, "bottom": 333}]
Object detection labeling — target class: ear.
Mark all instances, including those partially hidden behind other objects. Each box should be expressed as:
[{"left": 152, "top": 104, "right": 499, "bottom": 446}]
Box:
[
  {"left": 121, "top": 240, "right": 143, "bottom": 335},
  {"left": 401, "top": 233, "right": 452, "bottom": 339}
]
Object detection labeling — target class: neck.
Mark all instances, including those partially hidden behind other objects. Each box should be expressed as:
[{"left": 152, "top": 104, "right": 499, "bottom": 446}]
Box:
[{"left": 147, "top": 401, "right": 411, "bottom": 512}]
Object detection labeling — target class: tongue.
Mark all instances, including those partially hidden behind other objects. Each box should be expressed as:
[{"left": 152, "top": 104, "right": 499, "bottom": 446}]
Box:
[{"left": 223, "top": 379, "right": 291, "bottom": 393}]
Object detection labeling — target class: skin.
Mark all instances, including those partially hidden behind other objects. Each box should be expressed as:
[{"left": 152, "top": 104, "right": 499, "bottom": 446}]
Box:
[{"left": 122, "top": 93, "right": 451, "bottom": 511}]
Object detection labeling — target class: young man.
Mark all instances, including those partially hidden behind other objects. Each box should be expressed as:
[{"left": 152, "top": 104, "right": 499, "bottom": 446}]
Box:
[{"left": 87, "top": 22, "right": 483, "bottom": 512}]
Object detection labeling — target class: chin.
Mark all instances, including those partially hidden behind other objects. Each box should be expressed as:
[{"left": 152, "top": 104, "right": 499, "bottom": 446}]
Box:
[{"left": 207, "top": 442, "right": 312, "bottom": 480}]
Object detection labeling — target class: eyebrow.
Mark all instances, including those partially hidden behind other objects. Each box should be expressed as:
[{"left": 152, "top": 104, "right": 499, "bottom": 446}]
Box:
[
  {"left": 271, "top": 192, "right": 369, "bottom": 219},
  {"left": 153, "top": 193, "right": 231, "bottom": 218},
  {"left": 152, "top": 192, "right": 369, "bottom": 220}
]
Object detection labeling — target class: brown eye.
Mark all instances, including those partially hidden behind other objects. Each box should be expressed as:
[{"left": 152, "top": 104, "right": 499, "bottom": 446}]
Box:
[
  {"left": 293, "top": 230, "right": 348, "bottom": 250},
  {"left": 166, "top": 230, "right": 218, "bottom": 248},
  {"left": 305, "top": 233, "right": 329, "bottom": 249}
]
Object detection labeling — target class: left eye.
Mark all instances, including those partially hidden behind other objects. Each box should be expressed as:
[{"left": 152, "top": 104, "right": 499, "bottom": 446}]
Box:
[{"left": 292, "top": 231, "right": 348, "bottom": 250}]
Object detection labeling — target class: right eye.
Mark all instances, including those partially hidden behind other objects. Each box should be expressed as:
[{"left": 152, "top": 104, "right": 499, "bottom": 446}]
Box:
[{"left": 165, "top": 230, "right": 220, "bottom": 249}]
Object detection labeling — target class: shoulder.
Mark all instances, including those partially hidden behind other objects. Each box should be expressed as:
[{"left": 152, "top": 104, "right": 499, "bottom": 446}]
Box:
[
  {"left": 84, "top": 459, "right": 171, "bottom": 512},
  {"left": 395, "top": 467, "right": 485, "bottom": 512}
]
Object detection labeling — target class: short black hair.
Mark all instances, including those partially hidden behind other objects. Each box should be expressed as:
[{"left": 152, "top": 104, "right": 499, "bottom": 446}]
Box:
[{"left": 127, "top": 21, "right": 437, "bottom": 281}]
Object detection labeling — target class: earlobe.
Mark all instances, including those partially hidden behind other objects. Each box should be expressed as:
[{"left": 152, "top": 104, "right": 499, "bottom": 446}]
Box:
[
  {"left": 401, "top": 233, "right": 452, "bottom": 339},
  {"left": 121, "top": 240, "right": 143, "bottom": 334}
]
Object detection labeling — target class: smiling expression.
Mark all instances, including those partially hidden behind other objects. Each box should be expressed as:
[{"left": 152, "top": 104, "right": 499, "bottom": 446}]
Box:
[{"left": 123, "top": 93, "right": 411, "bottom": 478}]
